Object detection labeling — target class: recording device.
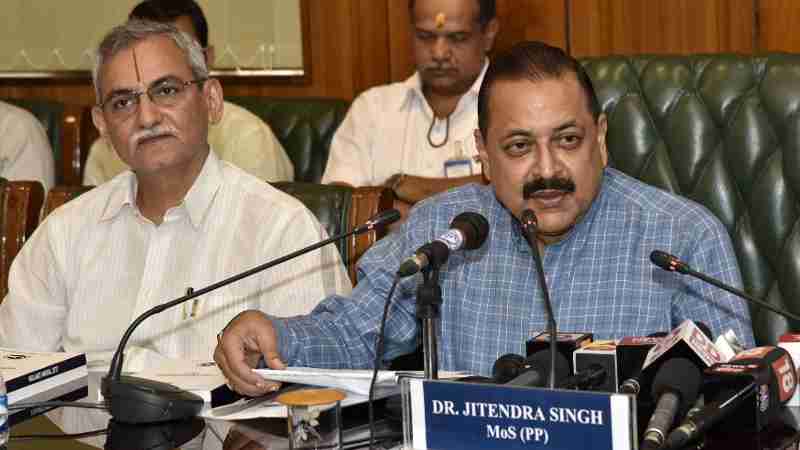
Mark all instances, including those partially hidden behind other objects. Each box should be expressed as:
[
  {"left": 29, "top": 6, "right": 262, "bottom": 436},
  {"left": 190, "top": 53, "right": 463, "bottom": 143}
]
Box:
[
  {"left": 525, "top": 332, "right": 593, "bottom": 374},
  {"left": 650, "top": 250, "right": 800, "bottom": 322},
  {"left": 571, "top": 341, "right": 617, "bottom": 392},
  {"left": 397, "top": 211, "right": 489, "bottom": 277},
  {"left": 664, "top": 346, "right": 797, "bottom": 449},
  {"left": 102, "top": 209, "right": 401, "bottom": 424},
  {"left": 519, "top": 209, "right": 560, "bottom": 388},
  {"left": 641, "top": 358, "right": 703, "bottom": 450},
  {"left": 503, "top": 351, "right": 570, "bottom": 388}
]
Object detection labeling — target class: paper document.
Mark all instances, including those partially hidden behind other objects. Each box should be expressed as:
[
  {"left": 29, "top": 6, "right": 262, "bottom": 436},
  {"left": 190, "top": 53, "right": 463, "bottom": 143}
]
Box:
[{"left": 253, "top": 367, "right": 471, "bottom": 395}]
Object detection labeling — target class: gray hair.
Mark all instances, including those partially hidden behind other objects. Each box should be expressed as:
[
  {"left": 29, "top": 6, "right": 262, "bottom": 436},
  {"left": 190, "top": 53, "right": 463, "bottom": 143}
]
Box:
[{"left": 92, "top": 19, "right": 208, "bottom": 103}]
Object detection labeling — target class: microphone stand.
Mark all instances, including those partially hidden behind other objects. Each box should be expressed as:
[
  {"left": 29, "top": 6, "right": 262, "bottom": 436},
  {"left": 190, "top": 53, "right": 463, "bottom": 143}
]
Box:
[
  {"left": 416, "top": 266, "right": 442, "bottom": 380},
  {"left": 103, "top": 209, "right": 399, "bottom": 424},
  {"left": 521, "top": 210, "right": 558, "bottom": 388}
]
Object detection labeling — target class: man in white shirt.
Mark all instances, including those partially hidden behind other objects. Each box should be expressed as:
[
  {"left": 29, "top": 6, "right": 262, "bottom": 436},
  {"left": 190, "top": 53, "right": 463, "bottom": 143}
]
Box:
[
  {"left": 322, "top": 0, "right": 499, "bottom": 216},
  {"left": 83, "top": 0, "right": 294, "bottom": 186},
  {"left": 0, "top": 100, "right": 55, "bottom": 192},
  {"left": 0, "top": 20, "right": 350, "bottom": 447}
]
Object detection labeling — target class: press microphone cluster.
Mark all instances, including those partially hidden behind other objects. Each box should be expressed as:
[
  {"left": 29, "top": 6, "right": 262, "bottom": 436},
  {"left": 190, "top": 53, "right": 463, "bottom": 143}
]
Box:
[{"left": 102, "top": 209, "right": 401, "bottom": 424}]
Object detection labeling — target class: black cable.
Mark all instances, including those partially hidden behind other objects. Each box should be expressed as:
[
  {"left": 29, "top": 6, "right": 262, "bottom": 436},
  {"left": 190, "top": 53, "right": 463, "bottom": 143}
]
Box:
[
  {"left": 368, "top": 274, "right": 401, "bottom": 450},
  {"left": 9, "top": 401, "right": 108, "bottom": 411},
  {"left": 10, "top": 428, "right": 108, "bottom": 441}
]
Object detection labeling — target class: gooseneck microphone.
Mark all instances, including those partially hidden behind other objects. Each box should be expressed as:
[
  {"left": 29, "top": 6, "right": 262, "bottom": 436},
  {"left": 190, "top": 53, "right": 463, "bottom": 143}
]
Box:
[
  {"left": 397, "top": 211, "right": 489, "bottom": 277},
  {"left": 102, "top": 209, "right": 401, "bottom": 424},
  {"left": 520, "top": 209, "right": 559, "bottom": 389},
  {"left": 649, "top": 250, "right": 800, "bottom": 321}
]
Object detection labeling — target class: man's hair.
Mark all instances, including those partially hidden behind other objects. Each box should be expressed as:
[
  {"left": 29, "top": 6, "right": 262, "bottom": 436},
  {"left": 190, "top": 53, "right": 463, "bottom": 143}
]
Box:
[
  {"left": 477, "top": 41, "right": 601, "bottom": 139},
  {"left": 92, "top": 20, "right": 209, "bottom": 102},
  {"left": 408, "top": 0, "right": 496, "bottom": 28},
  {"left": 130, "top": 0, "right": 209, "bottom": 48}
]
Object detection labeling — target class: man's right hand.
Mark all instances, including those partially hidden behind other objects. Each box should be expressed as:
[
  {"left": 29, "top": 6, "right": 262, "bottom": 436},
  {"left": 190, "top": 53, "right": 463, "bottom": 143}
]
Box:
[{"left": 214, "top": 310, "right": 286, "bottom": 397}]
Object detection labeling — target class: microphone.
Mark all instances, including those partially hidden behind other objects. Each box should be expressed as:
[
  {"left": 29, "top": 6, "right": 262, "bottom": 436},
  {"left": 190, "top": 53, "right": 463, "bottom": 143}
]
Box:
[
  {"left": 665, "top": 346, "right": 797, "bottom": 449},
  {"left": 650, "top": 250, "right": 800, "bottom": 321},
  {"left": 617, "top": 332, "right": 668, "bottom": 395},
  {"left": 397, "top": 211, "right": 489, "bottom": 277},
  {"left": 641, "top": 358, "right": 703, "bottom": 450},
  {"left": 520, "top": 209, "right": 559, "bottom": 388},
  {"left": 503, "top": 351, "right": 570, "bottom": 388},
  {"left": 101, "top": 209, "right": 401, "bottom": 424},
  {"left": 558, "top": 363, "right": 608, "bottom": 390}
]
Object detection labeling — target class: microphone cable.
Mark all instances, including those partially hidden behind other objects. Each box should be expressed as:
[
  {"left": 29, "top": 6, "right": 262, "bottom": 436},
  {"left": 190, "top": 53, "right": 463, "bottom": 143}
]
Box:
[
  {"left": 9, "top": 401, "right": 108, "bottom": 411},
  {"left": 368, "top": 273, "right": 401, "bottom": 450}
]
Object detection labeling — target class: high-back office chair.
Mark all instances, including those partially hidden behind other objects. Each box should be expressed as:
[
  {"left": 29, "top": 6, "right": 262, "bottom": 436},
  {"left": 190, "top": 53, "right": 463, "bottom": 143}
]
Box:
[
  {"left": 0, "top": 179, "right": 44, "bottom": 300},
  {"left": 581, "top": 54, "right": 800, "bottom": 344}
]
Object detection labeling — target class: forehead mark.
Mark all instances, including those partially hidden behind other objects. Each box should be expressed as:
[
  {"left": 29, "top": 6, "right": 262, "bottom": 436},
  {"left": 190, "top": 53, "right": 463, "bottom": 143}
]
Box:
[
  {"left": 132, "top": 47, "right": 141, "bottom": 83},
  {"left": 435, "top": 12, "right": 446, "bottom": 29}
]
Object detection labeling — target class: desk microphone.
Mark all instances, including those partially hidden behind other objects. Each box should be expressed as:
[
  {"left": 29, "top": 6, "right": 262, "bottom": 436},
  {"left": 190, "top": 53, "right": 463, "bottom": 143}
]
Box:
[
  {"left": 520, "top": 209, "right": 559, "bottom": 389},
  {"left": 397, "top": 211, "right": 489, "bottom": 277},
  {"left": 102, "top": 209, "right": 400, "bottom": 424},
  {"left": 649, "top": 250, "right": 800, "bottom": 322}
]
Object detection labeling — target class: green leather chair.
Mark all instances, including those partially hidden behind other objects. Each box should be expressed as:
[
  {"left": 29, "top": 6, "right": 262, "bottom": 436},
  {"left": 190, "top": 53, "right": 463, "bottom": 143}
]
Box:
[
  {"left": 580, "top": 54, "right": 800, "bottom": 345},
  {"left": 226, "top": 97, "right": 349, "bottom": 184}
]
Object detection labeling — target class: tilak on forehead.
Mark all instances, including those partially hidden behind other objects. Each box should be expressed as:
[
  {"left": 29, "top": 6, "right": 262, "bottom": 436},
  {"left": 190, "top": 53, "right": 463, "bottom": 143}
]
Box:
[
  {"left": 132, "top": 47, "right": 142, "bottom": 83},
  {"left": 435, "top": 12, "right": 447, "bottom": 29}
]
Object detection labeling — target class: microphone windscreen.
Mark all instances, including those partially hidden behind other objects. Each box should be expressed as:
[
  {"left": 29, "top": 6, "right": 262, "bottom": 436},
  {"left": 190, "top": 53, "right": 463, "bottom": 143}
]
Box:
[
  {"left": 492, "top": 353, "right": 527, "bottom": 384},
  {"left": 451, "top": 212, "right": 489, "bottom": 250},
  {"left": 651, "top": 358, "right": 703, "bottom": 413},
  {"left": 528, "top": 349, "right": 570, "bottom": 384}
]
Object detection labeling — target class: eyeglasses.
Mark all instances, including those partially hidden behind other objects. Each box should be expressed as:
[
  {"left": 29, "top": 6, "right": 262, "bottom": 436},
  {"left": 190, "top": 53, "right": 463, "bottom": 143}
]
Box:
[{"left": 98, "top": 77, "right": 207, "bottom": 120}]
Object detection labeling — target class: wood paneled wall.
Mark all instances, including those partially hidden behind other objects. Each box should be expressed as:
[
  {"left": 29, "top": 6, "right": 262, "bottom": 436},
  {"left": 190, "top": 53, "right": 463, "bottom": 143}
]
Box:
[{"left": 3, "top": 0, "right": 800, "bottom": 105}]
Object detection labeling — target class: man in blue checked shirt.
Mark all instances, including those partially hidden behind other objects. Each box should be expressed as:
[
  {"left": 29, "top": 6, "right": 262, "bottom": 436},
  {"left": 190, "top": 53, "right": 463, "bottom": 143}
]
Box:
[{"left": 214, "top": 41, "right": 754, "bottom": 397}]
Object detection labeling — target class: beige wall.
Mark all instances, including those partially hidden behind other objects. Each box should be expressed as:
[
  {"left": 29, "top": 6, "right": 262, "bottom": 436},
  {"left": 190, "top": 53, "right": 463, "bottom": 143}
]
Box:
[{"left": 0, "top": 0, "right": 303, "bottom": 72}]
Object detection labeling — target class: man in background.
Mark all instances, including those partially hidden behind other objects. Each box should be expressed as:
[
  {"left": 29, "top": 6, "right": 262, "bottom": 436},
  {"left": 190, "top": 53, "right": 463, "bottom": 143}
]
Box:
[
  {"left": 0, "top": 100, "right": 55, "bottom": 192},
  {"left": 83, "top": 0, "right": 294, "bottom": 186},
  {"left": 322, "top": 0, "right": 499, "bottom": 217}
]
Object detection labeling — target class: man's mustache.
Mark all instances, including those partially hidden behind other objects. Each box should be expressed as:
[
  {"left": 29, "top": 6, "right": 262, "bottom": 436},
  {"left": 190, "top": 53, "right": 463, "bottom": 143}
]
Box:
[
  {"left": 129, "top": 126, "right": 176, "bottom": 150},
  {"left": 523, "top": 178, "right": 576, "bottom": 198}
]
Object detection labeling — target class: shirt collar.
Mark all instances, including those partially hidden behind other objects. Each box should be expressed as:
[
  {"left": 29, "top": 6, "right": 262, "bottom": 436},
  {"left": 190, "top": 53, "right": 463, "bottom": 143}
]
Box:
[
  {"left": 99, "top": 149, "right": 223, "bottom": 229},
  {"left": 398, "top": 58, "right": 489, "bottom": 111}
]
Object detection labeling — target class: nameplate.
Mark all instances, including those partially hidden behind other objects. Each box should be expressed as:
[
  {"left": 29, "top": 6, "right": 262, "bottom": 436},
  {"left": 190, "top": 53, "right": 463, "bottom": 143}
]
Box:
[{"left": 403, "top": 379, "right": 635, "bottom": 450}]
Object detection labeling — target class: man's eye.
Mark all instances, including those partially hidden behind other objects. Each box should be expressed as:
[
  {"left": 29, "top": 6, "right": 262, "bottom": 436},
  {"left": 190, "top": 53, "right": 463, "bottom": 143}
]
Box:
[
  {"left": 153, "top": 85, "right": 180, "bottom": 97},
  {"left": 110, "top": 96, "right": 136, "bottom": 111},
  {"left": 559, "top": 135, "right": 582, "bottom": 148},
  {"left": 416, "top": 32, "right": 434, "bottom": 41},
  {"left": 504, "top": 141, "right": 531, "bottom": 156},
  {"left": 449, "top": 33, "right": 469, "bottom": 43}
]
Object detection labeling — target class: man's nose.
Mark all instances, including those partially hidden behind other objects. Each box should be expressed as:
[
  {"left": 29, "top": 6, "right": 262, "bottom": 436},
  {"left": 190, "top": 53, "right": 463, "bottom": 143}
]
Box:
[
  {"left": 533, "top": 146, "right": 562, "bottom": 180},
  {"left": 432, "top": 37, "right": 452, "bottom": 62},
  {"left": 136, "top": 93, "right": 162, "bottom": 128}
]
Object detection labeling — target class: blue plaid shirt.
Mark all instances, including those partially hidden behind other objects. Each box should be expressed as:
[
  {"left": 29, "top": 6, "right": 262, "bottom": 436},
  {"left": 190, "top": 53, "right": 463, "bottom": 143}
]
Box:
[{"left": 273, "top": 168, "right": 754, "bottom": 376}]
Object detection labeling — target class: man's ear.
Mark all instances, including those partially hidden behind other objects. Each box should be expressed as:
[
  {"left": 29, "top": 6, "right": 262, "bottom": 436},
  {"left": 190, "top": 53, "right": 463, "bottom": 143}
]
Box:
[
  {"left": 482, "top": 18, "right": 500, "bottom": 54},
  {"left": 203, "top": 78, "right": 224, "bottom": 125},
  {"left": 204, "top": 44, "right": 216, "bottom": 69},
  {"left": 596, "top": 113, "right": 609, "bottom": 167},
  {"left": 91, "top": 106, "right": 109, "bottom": 140},
  {"left": 475, "top": 128, "right": 491, "bottom": 180}
]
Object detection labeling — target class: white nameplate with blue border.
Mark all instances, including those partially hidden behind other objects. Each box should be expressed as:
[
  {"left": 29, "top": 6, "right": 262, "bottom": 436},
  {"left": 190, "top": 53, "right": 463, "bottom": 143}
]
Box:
[{"left": 406, "top": 379, "right": 636, "bottom": 450}]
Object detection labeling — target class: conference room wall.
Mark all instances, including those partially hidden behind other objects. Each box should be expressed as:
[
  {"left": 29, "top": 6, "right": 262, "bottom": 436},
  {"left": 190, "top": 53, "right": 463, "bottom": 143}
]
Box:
[{"left": 0, "top": 0, "right": 798, "bottom": 104}]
